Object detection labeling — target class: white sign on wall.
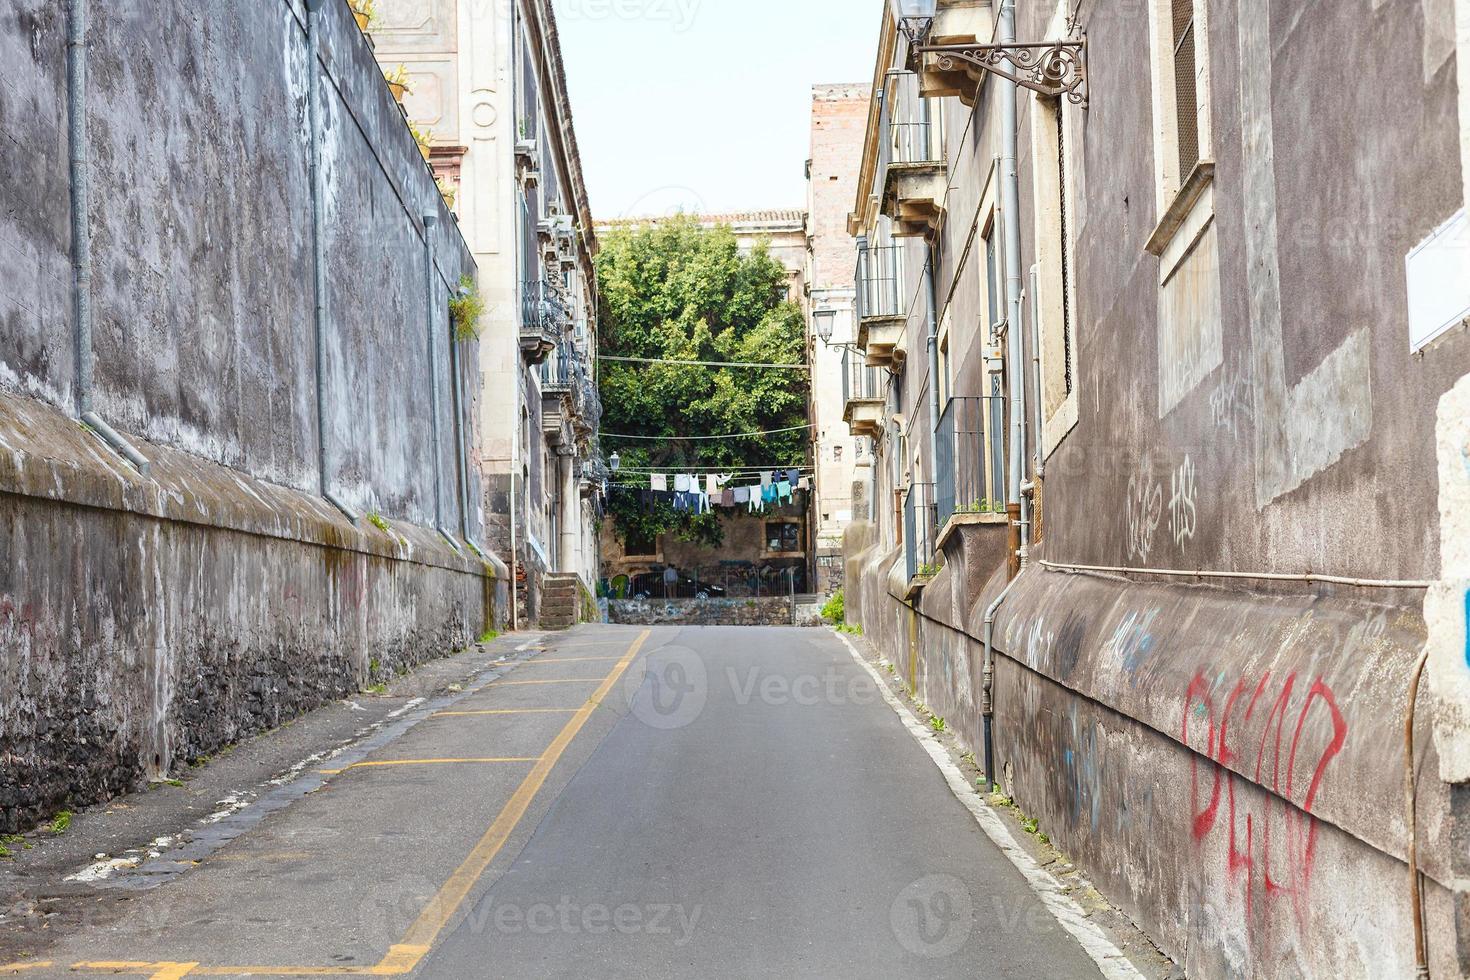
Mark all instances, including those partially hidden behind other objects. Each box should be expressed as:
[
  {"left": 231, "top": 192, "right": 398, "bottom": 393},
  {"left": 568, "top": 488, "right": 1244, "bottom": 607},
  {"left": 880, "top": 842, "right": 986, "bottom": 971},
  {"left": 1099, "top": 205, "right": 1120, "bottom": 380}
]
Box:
[{"left": 1406, "top": 208, "right": 1470, "bottom": 352}]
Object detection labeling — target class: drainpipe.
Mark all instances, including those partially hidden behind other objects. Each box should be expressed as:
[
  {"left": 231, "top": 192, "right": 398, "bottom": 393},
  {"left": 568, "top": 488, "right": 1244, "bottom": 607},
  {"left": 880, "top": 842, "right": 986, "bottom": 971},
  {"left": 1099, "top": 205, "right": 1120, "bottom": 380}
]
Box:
[
  {"left": 67, "top": 0, "right": 92, "bottom": 417},
  {"left": 1405, "top": 649, "right": 1431, "bottom": 980},
  {"left": 67, "top": 0, "right": 150, "bottom": 475},
  {"left": 999, "top": 0, "right": 1029, "bottom": 572},
  {"left": 924, "top": 243, "right": 941, "bottom": 497},
  {"left": 981, "top": 575, "right": 1022, "bottom": 793},
  {"left": 423, "top": 213, "right": 447, "bottom": 539},
  {"left": 448, "top": 312, "right": 476, "bottom": 546},
  {"left": 1028, "top": 265, "right": 1045, "bottom": 539},
  {"left": 304, "top": 0, "right": 355, "bottom": 521}
]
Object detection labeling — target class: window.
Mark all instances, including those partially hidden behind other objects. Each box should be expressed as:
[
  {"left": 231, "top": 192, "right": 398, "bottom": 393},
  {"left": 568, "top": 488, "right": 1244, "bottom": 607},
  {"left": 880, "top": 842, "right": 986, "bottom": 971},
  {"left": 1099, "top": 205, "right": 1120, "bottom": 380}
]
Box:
[
  {"left": 1031, "top": 95, "right": 1081, "bottom": 458},
  {"left": 1148, "top": 0, "right": 1213, "bottom": 214},
  {"left": 765, "top": 521, "right": 801, "bottom": 553},
  {"left": 623, "top": 527, "right": 658, "bottom": 558},
  {"left": 1171, "top": 0, "right": 1200, "bottom": 177},
  {"left": 834, "top": 444, "right": 844, "bottom": 461}
]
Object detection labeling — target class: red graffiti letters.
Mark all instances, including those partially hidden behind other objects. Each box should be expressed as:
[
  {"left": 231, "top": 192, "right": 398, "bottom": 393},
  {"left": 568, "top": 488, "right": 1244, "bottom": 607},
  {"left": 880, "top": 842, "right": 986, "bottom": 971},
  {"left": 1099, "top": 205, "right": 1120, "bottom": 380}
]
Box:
[{"left": 1181, "top": 670, "right": 1347, "bottom": 924}]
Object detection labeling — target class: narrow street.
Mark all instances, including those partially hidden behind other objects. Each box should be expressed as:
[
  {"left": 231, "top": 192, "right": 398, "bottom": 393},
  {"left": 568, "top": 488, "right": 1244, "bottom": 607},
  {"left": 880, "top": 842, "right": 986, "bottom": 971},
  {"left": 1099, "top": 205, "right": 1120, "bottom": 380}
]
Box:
[{"left": 11, "top": 626, "right": 1121, "bottom": 979}]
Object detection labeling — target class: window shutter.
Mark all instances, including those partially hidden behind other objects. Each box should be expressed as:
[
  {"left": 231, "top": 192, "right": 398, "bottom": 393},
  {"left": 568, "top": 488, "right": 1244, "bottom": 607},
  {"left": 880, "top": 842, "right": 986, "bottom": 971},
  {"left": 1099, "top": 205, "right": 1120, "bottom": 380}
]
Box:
[{"left": 1172, "top": 0, "right": 1200, "bottom": 176}]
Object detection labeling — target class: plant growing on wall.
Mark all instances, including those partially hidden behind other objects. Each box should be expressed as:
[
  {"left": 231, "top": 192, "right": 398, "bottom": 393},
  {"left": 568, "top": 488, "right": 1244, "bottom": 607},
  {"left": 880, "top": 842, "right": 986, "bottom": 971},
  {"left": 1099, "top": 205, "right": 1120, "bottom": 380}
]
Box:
[
  {"left": 407, "top": 120, "right": 432, "bottom": 160},
  {"left": 349, "top": 0, "right": 376, "bottom": 31},
  {"left": 597, "top": 215, "right": 810, "bottom": 549},
  {"left": 384, "top": 64, "right": 412, "bottom": 103},
  {"left": 436, "top": 177, "right": 457, "bottom": 210},
  {"left": 450, "top": 276, "right": 484, "bottom": 341}
]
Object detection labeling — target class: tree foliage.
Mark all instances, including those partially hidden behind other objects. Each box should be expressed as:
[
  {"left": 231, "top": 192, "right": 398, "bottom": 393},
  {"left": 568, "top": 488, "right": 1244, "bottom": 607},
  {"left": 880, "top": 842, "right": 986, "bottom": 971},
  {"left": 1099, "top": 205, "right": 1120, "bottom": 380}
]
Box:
[{"left": 596, "top": 215, "right": 809, "bottom": 549}]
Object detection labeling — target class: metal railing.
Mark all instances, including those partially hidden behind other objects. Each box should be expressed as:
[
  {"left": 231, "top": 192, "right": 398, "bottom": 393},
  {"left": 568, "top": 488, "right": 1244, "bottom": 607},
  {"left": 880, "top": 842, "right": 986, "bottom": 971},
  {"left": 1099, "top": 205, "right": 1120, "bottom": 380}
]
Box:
[
  {"left": 842, "top": 347, "right": 882, "bottom": 405},
  {"left": 540, "top": 340, "right": 576, "bottom": 392},
  {"left": 855, "top": 243, "right": 903, "bottom": 322},
  {"left": 936, "top": 396, "right": 1004, "bottom": 527},
  {"left": 521, "top": 278, "right": 570, "bottom": 340},
  {"left": 903, "top": 481, "right": 938, "bottom": 583}
]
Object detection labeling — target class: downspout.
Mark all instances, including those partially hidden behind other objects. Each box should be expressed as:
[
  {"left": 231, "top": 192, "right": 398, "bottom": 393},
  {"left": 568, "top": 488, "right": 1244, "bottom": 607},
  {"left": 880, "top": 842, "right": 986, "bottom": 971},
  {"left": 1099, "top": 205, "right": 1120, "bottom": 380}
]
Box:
[
  {"left": 423, "top": 213, "right": 448, "bottom": 541},
  {"left": 981, "top": 575, "right": 1022, "bottom": 793},
  {"left": 67, "top": 0, "right": 149, "bottom": 474},
  {"left": 999, "top": 0, "right": 1029, "bottom": 572},
  {"left": 304, "top": 0, "right": 355, "bottom": 521},
  {"left": 1405, "top": 649, "right": 1430, "bottom": 980},
  {"left": 924, "top": 243, "right": 941, "bottom": 506},
  {"left": 1028, "top": 265, "right": 1045, "bottom": 538}
]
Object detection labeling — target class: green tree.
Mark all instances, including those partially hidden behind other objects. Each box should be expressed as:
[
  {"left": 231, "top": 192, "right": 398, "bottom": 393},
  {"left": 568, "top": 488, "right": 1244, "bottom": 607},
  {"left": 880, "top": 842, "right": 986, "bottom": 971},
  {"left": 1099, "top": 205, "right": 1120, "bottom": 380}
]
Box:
[{"left": 597, "top": 215, "right": 810, "bottom": 549}]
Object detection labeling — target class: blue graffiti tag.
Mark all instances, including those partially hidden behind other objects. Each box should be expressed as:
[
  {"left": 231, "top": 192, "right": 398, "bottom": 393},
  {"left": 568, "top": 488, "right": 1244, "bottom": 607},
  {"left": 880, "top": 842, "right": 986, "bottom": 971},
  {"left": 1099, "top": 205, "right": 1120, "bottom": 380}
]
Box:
[{"left": 1464, "top": 589, "right": 1470, "bottom": 670}]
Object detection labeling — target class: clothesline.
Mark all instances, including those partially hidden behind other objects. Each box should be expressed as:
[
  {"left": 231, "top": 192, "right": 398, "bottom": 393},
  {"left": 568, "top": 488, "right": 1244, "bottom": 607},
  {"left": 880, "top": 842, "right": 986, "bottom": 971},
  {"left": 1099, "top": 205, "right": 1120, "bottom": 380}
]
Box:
[
  {"left": 600, "top": 424, "right": 813, "bottom": 441},
  {"left": 599, "top": 355, "right": 810, "bottom": 371}
]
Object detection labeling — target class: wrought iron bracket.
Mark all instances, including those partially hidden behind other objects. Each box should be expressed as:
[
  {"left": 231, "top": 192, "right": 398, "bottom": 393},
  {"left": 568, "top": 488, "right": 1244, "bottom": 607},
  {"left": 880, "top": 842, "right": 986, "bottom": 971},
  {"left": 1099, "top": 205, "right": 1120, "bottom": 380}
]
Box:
[{"left": 914, "top": 39, "right": 1088, "bottom": 107}]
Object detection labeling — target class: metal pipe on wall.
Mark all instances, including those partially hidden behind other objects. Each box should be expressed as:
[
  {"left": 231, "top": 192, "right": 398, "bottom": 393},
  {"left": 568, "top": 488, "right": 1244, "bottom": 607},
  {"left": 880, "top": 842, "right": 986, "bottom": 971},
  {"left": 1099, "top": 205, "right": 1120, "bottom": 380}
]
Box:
[
  {"left": 423, "top": 213, "right": 447, "bottom": 538},
  {"left": 998, "top": 0, "right": 1029, "bottom": 565},
  {"left": 68, "top": 0, "right": 150, "bottom": 476},
  {"left": 981, "top": 576, "right": 1021, "bottom": 794},
  {"left": 303, "top": 0, "right": 355, "bottom": 521},
  {"left": 924, "top": 244, "right": 941, "bottom": 494},
  {"left": 66, "top": 0, "right": 92, "bottom": 416}
]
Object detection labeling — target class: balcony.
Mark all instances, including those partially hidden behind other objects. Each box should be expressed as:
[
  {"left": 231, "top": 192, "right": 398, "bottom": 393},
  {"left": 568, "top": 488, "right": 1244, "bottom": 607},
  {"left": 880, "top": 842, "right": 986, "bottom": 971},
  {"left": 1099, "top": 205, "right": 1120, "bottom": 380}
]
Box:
[
  {"left": 520, "top": 278, "right": 570, "bottom": 364},
  {"left": 903, "top": 481, "right": 939, "bottom": 597},
  {"left": 541, "top": 340, "right": 602, "bottom": 441},
  {"left": 855, "top": 243, "right": 907, "bottom": 370},
  {"left": 913, "top": 1, "right": 996, "bottom": 107},
  {"left": 842, "top": 347, "right": 885, "bottom": 439},
  {"left": 934, "top": 395, "right": 1008, "bottom": 550},
  {"left": 880, "top": 117, "right": 946, "bottom": 239}
]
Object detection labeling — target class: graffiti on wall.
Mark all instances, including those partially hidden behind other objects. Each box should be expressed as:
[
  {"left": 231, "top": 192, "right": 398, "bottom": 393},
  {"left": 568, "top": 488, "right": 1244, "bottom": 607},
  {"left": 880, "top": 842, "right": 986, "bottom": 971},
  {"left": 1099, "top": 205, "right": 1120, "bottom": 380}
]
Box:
[
  {"left": 1126, "top": 472, "right": 1164, "bottom": 561},
  {"left": 1168, "top": 456, "right": 1198, "bottom": 548},
  {"left": 1209, "top": 353, "right": 1252, "bottom": 438},
  {"left": 1181, "top": 670, "right": 1348, "bottom": 924}
]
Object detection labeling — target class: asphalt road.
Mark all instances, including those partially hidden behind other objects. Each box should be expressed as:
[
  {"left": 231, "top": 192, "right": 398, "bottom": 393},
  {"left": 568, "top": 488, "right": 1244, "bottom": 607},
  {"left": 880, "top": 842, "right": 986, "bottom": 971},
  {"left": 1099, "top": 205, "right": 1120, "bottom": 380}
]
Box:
[{"left": 8, "top": 625, "right": 1106, "bottom": 979}]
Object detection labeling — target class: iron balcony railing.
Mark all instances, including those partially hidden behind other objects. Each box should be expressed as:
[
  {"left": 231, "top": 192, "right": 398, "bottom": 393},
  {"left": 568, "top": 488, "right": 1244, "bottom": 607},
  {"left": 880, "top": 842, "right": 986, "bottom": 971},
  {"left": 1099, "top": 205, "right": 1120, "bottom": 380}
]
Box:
[
  {"left": 855, "top": 243, "right": 903, "bottom": 322},
  {"left": 842, "top": 347, "right": 882, "bottom": 406},
  {"left": 521, "top": 278, "right": 570, "bottom": 341},
  {"left": 903, "top": 481, "right": 938, "bottom": 583},
  {"left": 936, "top": 396, "right": 1006, "bottom": 527},
  {"left": 876, "top": 72, "right": 941, "bottom": 178},
  {"left": 540, "top": 341, "right": 576, "bottom": 392}
]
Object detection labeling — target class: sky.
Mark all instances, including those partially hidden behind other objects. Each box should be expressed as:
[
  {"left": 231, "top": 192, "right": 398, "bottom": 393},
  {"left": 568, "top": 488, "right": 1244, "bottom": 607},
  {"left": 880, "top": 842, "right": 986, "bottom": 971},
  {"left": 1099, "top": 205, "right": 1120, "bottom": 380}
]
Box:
[{"left": 555, "top": 0, "right": 882, "bottom": 220}]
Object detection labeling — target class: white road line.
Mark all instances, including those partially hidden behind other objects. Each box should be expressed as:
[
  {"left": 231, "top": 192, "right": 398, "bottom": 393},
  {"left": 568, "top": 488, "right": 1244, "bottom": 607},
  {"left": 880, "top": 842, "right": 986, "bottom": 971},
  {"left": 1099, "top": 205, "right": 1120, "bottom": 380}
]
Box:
[{"left": 834, "top": 631, "right": 1145, "bottom": 980}]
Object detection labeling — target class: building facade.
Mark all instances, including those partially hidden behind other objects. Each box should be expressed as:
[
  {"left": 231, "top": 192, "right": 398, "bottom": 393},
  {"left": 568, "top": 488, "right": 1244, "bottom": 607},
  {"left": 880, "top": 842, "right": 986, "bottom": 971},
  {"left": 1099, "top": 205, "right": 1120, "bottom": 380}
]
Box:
[
  {"left": 370, "top": 0, "right": 603, "bottom": 627},
  {"left": 843, "top": 1, "right": 1470, "bottom": 976},
  {"left": 805, "top": 84, "right": 872, "bottom": 595}
]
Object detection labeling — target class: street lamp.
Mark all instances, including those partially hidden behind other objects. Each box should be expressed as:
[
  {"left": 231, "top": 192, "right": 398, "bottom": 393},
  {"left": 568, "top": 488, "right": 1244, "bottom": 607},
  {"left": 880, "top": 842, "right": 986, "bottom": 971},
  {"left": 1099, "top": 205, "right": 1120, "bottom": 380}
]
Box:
[
  {"left": 890, "top": 0, "right": 1088, "bottom": 106},
  {"left": 608, "top": 451, "right": 621, "bottom": 473},
  {"left": 888, "top": 0, "right": 937, "bottom": 45},
  {"left": 813, "top": 309, "right": 837, "bottom": 344}
]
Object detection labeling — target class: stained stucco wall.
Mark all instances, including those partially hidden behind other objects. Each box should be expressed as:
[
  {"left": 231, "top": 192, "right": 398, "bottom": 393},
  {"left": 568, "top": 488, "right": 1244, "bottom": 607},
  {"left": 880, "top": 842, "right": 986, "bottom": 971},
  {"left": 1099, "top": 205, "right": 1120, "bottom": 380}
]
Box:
[{"left": 0, "top": 0, "right": 500, "bottom": 832}]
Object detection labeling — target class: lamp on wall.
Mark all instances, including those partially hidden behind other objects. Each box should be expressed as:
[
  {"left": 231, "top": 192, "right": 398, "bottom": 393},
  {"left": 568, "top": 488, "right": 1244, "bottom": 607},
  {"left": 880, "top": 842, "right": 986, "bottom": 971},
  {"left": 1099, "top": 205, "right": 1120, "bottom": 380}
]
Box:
[
  {"left": 888, "top": 0, "right": 937, "bottom": 44},
  {"left": 608, "top": 451, "right": 621, "bottom": 473},
  {"left": 813, "top": 309, "right": 838, "bottom": 344},
  {"left": 889, "top": 0, "right": 1089, "bottom": 107}
]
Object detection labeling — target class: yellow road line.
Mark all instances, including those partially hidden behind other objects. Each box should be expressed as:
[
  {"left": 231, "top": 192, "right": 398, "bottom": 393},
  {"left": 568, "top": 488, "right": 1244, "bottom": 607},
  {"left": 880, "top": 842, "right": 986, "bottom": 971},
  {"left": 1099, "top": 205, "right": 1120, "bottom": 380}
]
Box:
[
  {"left": 64, "top": 630, "right": 652, "bottom": 979},
  {"left": 433, "top": 708, "right": 580, "bottom": 717},
  {"left": 391, "top": 629, "right": 651, "bottom": 966},
  {"left": 493, "top": 677, "right": 607, "bottom": 686},
  {"left": 317, "top": 758, "right": 538, "bottom": 774},
  {"left": 71, "top": 964, "right": 199, "bottom": 979},
  {"left": 521, "top": 656, "right": 624, "bottom": 664}
]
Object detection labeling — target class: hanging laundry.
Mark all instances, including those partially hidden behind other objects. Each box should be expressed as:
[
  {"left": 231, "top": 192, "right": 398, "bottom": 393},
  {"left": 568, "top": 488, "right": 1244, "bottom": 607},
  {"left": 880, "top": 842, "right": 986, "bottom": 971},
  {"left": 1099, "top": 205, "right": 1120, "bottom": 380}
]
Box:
[
  {"left": 762, "top": 483, "right": 777, "bottom": 504},
  {"left": 748, "top": 487, "right": 765, "bottom": 512},
  {"left": 798, "top": 476, "right": 811, "bottom": 491},
  {"left": 674, "top": 474, "right": 690, "bottom": 492},
  {"left": 777, "top": 480, "right": 793, "bottom": 501},
  {"left": 733, "top": 486, "right": 750, "bottom": 504},
  {"left": 760, "top": 471, "right": 772, "bottom": 490},
  {"left": 650, "top": 474, "right": 667, "bottom": 491},
  {"left": 786, "top": 468, "right": 801, "bottom": 485},
  {"left": 705, "top": 474, "right": 719, "bottom": 496},
  {"left": 721, "top": 489, "right": 735, "bottom": 507}
]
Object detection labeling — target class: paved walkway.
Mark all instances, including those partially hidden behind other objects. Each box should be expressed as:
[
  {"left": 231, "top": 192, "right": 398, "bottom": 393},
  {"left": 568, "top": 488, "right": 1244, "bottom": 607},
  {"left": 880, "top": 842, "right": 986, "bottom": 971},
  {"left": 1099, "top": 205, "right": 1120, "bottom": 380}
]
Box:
[{"left": 5, "top": 625, "right": 1108, "bottom": 978}]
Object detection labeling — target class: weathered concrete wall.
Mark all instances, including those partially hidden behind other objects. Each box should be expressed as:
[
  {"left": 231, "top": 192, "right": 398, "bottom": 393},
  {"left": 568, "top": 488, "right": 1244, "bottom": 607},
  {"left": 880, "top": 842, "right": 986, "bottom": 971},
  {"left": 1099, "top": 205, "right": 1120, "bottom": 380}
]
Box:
[
  {"left": 607, "top": 597, "right": 812, "bottom": 628},
  {"left": 0, "top": 0, "right": 504, "bottom": 831},
  {"left": 845, "top": 531, "right": 1461, "bottom": 977}
]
